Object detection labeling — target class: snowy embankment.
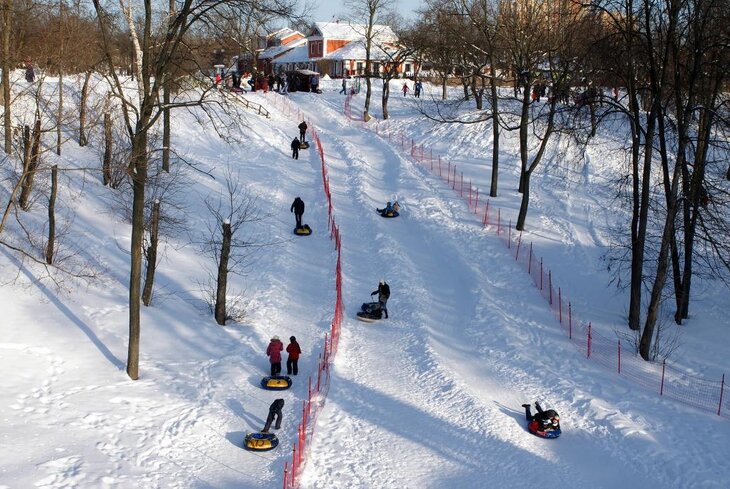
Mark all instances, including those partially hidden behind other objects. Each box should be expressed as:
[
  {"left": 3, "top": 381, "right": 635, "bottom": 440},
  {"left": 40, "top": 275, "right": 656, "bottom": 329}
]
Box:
[{"left": 1, "top": 73, "right": 728, "bottom": 489}]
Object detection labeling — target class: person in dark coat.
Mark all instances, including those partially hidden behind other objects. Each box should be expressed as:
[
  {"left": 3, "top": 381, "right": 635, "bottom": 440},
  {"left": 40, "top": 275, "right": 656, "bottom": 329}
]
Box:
[
  {"left": 290, "top": 197, "right": 305, "bottom": 229},
  {"left": 266, "top": 336, "right": 284, "bottom": 376},
  {"left": 291, "top": 137, "right": 300, "bottom": 159},
  {"left": 522, "top": 401, "right": 560, "bottom": 432},
  {"left": 286, "top": 336, "right": 301, "bottom": 375},
  {"left": 261, "top": 398, "right": 285, "bottom": 432},
  {"left": 298, "top": 121, "right": 308, "bottom": 143},
  {"left": 371, "top": 280, "right": 391, "bottom": 318}
]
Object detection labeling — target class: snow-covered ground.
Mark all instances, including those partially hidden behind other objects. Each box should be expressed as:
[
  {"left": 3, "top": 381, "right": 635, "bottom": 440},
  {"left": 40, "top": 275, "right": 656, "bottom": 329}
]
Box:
[{"left": 1, "top": 73, "right": 729, "bottom": 489}]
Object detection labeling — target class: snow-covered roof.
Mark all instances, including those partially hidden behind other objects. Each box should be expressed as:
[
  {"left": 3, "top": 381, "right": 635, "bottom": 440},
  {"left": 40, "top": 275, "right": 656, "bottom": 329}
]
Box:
[
  {"left": 273, "top": 44, "right": 310, "bottom": 64},
  {"left": 311, "top": 21, "right": 396, "bottom": 42},
  {"left": 259, "top": 38, "right": 307, "bottom": 60},
  {"left": 326, "top": 40, "right": 406, "bottom": 62}
]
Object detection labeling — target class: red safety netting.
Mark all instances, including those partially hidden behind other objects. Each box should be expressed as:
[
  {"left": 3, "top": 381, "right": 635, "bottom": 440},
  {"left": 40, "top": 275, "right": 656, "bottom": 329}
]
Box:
[
  {"left": 265, "top": 93, "right": 345, "bottom": 488},
  {"left": 369, "top": 118, "right": 728, "bottom": 421}
]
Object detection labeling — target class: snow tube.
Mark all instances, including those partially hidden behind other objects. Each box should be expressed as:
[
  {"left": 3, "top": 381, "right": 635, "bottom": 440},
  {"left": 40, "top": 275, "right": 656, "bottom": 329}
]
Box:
[
  {"left": 260, "top": 375, "right": 292, "bottom": 390},
  {"left": 376, "top": 209, "right": 399, "bottom": 218},
  {"left": 356, "top": 302, "right": 383, "bottom": 322},
  {"left": 294, "top": 224, "right": 312, "bottom": 236},
  {"left": 244, "top": 432, "right": 279, "bottom": 451},
  {"left": 299, "top": 141, "right": 310, "bottom": 149},
  {"left": 528, "top": 420, "right": 561, "bottom": 439}
]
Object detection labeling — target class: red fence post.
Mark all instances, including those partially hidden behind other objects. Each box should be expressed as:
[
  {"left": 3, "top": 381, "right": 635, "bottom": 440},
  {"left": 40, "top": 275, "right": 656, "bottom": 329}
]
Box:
[
  {"left": 528, "top": 243, "right": 533, "bottom": 274},
  {"left": 719, "top": 374, "right": 725, "bottom": 416},
  {"left": 483, "top": 200, "right": 490, "bottom": 226},
  {"left": 558, "top": 287, "right": 562, "bottom": 324},
  {"left": 508, "top": 221, "right": 512, "bottom": 249},
  {"left": 618, "top": 340, "right": 621, "bottom": 374},
  {"left": 460, "top": 172, "right": 464, "bottom": 196},
  {"left": 421, "top": 143, "right": 424, "bottom": 161},
  {"left": 587, "top": 322, "right": 592, "bottom": 358},
  {"left": 660, "top": 360, "right": 666, "bottom": 395},
  {"left": 548, "top": 271, "right": 553, "bottom": 305},
  {"left": 447, "top": 161, "right": 451, "bottom": 184},
  {"left": 474, "top": 188, "right": 479, "bottom": 213},
  {"left": 468, "top": 180, "right": 472, "bottom": 206},
  {"left": 568, "top": 302, "right": 572, "bottom": 339},
  {"left": 452, "top": 166, "right": 457, "bottom": 189},
  {"left": 283, "top": 463, "right": 288, "bottom": 489},
  {"left": 540, "top": 258, "right": 543, "bottom": 290},
  {"left": 515, "top": 231, "right": 522, "bottom": 261}
]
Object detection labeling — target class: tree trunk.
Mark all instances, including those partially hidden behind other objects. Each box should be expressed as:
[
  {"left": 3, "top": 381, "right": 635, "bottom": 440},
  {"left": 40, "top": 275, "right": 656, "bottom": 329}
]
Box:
[
  {"left": 517, "top": 84, "right": 530, "bottom": 193},
  {"left": 45, "top": 165, "right": 58, "bottom": 264},
  {"left": 79, "top": 70, "right": 91, "bottom": 146},
  {"left": 516, "top": 170, "right": 531, "bottom": 231},
  {"left": 103, "top": 111, "right": 112, "bottom": 186},
  {"left": 215, "top": 220, "right": 232, "bottom": 325},
  {"left": 127, "top": 131, "right": 148, "bottom": 380},
  {"left": 162, "top": 86, "right": 170, "bottom": 172},
  {"left": 56, "top": 1, "right": 63, "bottom": 156},
  {"left": 489, "top": 60, "right": 499, "bottom": 198},
  {"left": 142, "top": 199, "right": 160, "bottom": 306},
  {"left": 381, "top": 79, "right": 390, "bottom": 120},
  {"left": 2, "top": 0, "right": 12, "bottom": 154},
  {"left": 441, "top": 76, "right": 447, "bottom": 100},
  {"left": 19, "top": 117, "right": 41, "bottom": 210}
]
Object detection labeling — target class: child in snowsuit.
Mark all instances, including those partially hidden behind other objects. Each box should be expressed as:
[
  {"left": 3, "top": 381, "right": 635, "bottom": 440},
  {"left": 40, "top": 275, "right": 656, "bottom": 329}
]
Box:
[
  {"left": 290, "top": 197, "right": 305, "bottom": 229},
  {"left": 291, "top": 137, "right": 300, "bottom": 159},
  {"left": 286, "top": 336, "right": 301, "bottom": 375},
  {"left": 266, "top": 336, "right": 284, "bottom": 376},
  {"left": 261, "top": 398, "right": 284, "bottom": 432},
  {"left": 371, "top": 280, "right": 390, "bottom": 318},
  {"left": 522, "top": 401, "right": 560, "bottom": 432}
]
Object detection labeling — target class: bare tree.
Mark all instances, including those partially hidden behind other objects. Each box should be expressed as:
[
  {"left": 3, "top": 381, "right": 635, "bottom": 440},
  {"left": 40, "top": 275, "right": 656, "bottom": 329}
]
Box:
[
  {"left": 91, "top": 0, "right": 296, "bottom": 379},
  {"left": 346, "top": 0, "right": 395, "bottom": 121},
  {"left": 203, "top": 169, "right": 269, "bottom": 325}
]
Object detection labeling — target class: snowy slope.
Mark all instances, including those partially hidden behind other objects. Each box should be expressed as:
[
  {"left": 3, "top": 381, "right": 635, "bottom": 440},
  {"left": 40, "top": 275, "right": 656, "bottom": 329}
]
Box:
[{"left": 0, "top": 74, "right": 728, "bottom": 489}]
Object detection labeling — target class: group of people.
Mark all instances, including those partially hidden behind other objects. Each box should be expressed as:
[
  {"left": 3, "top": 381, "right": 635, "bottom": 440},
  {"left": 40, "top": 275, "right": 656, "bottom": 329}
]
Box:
[
  {"left": 290, "top": 120, "right": 308, "bottom": 159},
  {"left": 260, "top": 335, "right": 302, "bottom": 433},
  {"left": 402, "top": 80, "right": 423, "bottom": 98}
]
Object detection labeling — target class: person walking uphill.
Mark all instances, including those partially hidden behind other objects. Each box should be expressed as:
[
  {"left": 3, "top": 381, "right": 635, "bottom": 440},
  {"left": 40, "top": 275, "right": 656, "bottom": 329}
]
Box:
[
  {"left": 291, "top": 137, "right": 301, "bottom": 159},
  {"left": 266, "top": 336, "right": 284, "bottom": 376},
  {"left": 286, "top": 336, "right": 301, "bottom": 375},
  {"left": 298, "top": 120, "right": 308, "bottom": 143},
  {"left": 261, "top": 398, "right": 284, "bottom": 433},
  {"left": 371, "top": 280, "right": 391, "bottom": 318},
  {"left": 290, "top": 197, "right": 305, "bottom": 229}
]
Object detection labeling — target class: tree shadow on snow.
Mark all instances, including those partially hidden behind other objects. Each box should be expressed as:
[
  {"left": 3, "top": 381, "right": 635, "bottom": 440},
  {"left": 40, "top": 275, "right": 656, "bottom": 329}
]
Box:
[{"left": 1, "top": 247, "right": 125, "bottom": 371}]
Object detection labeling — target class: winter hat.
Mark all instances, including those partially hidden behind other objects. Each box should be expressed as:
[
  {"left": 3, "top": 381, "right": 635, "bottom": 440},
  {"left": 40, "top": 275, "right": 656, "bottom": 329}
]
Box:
[
  {"left": 290, "top": 336, "right": 296, "bottom": 342},
  {"left": 272, "top": 335, "right": 280, "bottom": 341}
]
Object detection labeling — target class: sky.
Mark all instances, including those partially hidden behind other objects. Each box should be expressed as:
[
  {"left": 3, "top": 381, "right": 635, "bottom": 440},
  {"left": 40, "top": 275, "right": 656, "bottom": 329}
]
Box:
[
  {"left": 1, "top": 72, "right": 729, "bottom": 488},
  {"left": 311, "top": 0, "right": 422, "bottom": 23}
]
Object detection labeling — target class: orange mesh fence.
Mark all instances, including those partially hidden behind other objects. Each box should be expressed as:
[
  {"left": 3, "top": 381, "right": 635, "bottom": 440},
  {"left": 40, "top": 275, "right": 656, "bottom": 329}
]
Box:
[{"left": 265, "top": 93, "right": 345, "bottom": 488}]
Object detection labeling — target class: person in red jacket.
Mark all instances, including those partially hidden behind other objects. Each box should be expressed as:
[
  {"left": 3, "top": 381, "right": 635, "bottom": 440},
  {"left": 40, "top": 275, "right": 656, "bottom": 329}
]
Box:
[
  {"left": 286, "top": 336, "right": 302, "bottom": 375},
  {"left": 266, "top": 336, "right": 284, "bottom": 376}
]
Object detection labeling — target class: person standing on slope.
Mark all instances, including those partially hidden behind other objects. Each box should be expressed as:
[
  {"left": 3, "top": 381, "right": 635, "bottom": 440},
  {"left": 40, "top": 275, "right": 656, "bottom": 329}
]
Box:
[
  {"left": 266, "top": 336, "right": 284, "bottom": 376},
  {"left": 371, "top": 280, "right": 391, "bottom": 319},
  {"left": 290, "top": 197, "right": 305, "bottom": 229},
  {"left": 286, "top": 336, "right": 301, "bottom": 375}
]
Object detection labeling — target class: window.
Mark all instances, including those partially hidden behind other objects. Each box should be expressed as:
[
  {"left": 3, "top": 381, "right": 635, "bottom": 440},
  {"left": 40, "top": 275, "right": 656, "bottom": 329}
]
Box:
[
  {"left": 372, "top": 62, "right": 380, "bottom": 75},
  {"left": 356, "top": 62, "right": 364, "bottom": 75}
]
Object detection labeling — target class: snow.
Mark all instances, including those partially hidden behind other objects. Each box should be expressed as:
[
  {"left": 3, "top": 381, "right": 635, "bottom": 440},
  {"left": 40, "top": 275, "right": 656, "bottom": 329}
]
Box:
[{"left": 1, "top": 72, "right": 729, "bottom": 489}]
